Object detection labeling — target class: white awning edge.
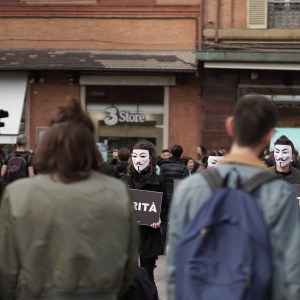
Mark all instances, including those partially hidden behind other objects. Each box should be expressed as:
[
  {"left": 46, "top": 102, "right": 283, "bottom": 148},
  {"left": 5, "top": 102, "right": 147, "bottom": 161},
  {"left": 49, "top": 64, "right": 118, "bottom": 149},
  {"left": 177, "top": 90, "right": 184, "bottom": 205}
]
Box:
[
  {"left": 0, "top": 72, "right": 28, "bottom": 135},
  {"left": 80, "top": 75, "right": 176, "bottom": 86},
  {"left": 204, "top": 62, "right": 300, "bottom": 70},
  {"left": 0, "top": 135, "right": 17, "bottom": 144}
]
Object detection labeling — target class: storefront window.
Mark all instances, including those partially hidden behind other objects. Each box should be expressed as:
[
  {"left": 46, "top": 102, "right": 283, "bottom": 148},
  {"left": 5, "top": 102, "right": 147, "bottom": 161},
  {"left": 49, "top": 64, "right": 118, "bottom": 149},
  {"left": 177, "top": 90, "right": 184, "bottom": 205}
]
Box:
[
  {"left": 239, "top": 85, "right": 300, "bottom": 151},
  {"left": 86, "top": 86, "right": 164, "bottom": 156}
]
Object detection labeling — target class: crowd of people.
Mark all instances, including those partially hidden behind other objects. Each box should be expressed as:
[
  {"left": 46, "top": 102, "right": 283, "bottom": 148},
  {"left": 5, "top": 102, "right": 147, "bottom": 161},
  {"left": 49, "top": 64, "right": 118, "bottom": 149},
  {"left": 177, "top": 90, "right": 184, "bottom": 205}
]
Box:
[{"left": 0, "top": 95, "right": 299, "bottom": 300}]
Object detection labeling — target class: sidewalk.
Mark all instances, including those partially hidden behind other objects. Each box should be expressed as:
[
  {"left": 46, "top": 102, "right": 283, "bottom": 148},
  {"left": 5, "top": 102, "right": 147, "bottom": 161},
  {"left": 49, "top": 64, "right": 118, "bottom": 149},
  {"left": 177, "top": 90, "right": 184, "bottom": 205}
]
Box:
[{"left": 154, "top": 255, "right": 167, "bottom": 300}]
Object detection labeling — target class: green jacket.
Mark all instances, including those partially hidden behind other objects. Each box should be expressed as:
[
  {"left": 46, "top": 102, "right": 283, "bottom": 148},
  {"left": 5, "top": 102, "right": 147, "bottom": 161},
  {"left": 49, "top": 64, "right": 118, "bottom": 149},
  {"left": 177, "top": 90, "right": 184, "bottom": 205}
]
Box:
[{"left": 0, "top": 171, "right": 138, "bottom": 300}]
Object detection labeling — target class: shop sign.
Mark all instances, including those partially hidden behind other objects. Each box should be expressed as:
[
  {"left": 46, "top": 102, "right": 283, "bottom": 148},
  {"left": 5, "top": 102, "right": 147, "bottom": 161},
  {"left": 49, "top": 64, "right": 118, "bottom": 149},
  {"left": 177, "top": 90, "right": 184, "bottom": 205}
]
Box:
[{"left": 104, "top": 107, "right": 146, "bottom": 126}]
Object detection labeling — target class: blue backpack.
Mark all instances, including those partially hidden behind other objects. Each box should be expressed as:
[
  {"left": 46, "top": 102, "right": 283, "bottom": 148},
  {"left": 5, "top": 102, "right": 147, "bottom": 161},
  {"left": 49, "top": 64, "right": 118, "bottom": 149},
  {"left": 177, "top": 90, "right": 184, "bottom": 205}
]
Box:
[{"left": 175, "top": 169, "right": 278, "bottom": 300}]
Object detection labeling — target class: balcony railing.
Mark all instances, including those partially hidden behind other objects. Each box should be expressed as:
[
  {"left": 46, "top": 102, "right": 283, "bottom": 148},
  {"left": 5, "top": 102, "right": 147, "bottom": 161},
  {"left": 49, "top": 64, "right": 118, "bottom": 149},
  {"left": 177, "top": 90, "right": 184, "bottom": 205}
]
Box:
[{"left": 268, "top": 1, "right": 300, "bottom": 28}]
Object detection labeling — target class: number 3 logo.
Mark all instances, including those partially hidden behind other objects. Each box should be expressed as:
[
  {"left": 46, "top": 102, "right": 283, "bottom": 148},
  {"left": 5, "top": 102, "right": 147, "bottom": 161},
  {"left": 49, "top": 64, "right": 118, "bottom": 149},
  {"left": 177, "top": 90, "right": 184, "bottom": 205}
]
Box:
[{"left": 104, "top": 107, "right": 119, "bottom": 126}]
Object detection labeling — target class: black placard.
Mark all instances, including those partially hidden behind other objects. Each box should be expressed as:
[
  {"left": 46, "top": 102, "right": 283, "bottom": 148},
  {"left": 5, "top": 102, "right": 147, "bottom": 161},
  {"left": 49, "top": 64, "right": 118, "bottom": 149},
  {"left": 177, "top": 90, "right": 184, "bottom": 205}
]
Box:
[{"left": 129, "top": 189, "right": 162, "bottom": 226}]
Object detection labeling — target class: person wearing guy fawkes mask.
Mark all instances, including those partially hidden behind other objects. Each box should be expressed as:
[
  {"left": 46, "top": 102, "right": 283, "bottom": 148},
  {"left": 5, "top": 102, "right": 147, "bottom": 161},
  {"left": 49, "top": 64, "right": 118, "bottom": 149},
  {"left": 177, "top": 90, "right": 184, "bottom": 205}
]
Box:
[
  {"left": 269, "top": 137, "right": 300, "bottom": 183},
  {"left": 121, "top": 140, "right": 169, "bottom": 287}
]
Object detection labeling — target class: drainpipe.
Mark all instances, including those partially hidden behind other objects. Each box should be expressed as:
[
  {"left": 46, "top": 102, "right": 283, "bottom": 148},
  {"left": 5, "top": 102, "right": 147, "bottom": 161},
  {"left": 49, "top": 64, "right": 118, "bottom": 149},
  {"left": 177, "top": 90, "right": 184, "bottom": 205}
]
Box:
[
  {"left": 215, "top": 0, "right": 220, "bottom": 44},
  {"left": 199, "top": 0, "right": 204, "bottom": 50}
]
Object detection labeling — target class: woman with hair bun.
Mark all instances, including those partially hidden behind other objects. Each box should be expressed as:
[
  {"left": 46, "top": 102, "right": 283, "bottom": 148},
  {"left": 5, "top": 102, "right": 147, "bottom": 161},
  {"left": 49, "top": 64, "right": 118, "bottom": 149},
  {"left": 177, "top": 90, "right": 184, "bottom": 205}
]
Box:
[
  {"left": 0, "top": 99, "right": 138, "bottom": 300},
  {"left": 121, "top": 140, "right": 169, "bottom": 286}
]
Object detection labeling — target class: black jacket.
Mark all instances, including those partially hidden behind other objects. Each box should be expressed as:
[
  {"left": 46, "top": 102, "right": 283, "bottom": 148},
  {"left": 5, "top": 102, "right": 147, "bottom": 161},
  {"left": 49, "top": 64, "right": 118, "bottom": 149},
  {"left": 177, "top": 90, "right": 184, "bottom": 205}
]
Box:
[
  {"left": 121, "top": 170, "right": 168, "bottom": 259},
  {"left": 159, "top": 157, "right": 189, "bottom": 203},
  {"left": 269, "top": 165, "right": 300, "bottom": 184},
  {"left": 112, "top": 161, "right": 129, "bottom": 179}
]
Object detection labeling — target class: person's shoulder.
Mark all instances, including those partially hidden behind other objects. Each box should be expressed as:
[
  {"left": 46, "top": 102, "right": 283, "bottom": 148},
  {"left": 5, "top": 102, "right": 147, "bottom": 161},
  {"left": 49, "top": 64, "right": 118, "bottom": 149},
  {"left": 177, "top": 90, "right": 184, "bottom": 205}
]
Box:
[
  {"left": 120, "top": 174, "right": 130, "bottom": 183},
  {"left": 269, "top": 165, "right": 276, "bottom": 172},
  {"left": 175, "top": 171, "right": 208, "bottom": 193},
  {"left": 92, "top": 170, "right": 126, "bottom": 186},
  {"left": 155, "top": 174, "right": 166, "bottom": 183},
  {"left": 291, "top": 166, "right": 300, "bottom": 177},
  {"left": 159, "top": 159, "right": 171, "bottom": 166}
]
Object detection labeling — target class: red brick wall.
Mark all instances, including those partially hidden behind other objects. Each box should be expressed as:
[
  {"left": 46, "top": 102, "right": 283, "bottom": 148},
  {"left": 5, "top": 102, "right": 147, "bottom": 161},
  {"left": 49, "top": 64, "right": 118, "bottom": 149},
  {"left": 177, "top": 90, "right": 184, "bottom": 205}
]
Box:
[
  {"left": 29, "top": 71, "right": 80, "bottom": 149},
  {"left": 204, "top": 0, "right": 247, "bottom": 29},
  {"left": 0, "top": 17, "right": 197, "bottom": 51},
  {"left": 200, "top": 67, "right": 237, "bottom": 152},
  {"left": 199, "top": 68, "right": 300, "bottom": 152},
  {"left": 169, "top": 73, "right": 201, "bottom": 160}
]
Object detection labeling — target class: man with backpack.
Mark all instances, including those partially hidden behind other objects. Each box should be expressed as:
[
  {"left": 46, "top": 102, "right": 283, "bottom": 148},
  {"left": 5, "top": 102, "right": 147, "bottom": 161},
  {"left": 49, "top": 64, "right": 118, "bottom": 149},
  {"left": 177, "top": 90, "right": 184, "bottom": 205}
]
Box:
[
  {"left": 1, "top": 134, "right": 35, "bottom": 184},
  {"left": 166, "top": 95, "right": 300, "bottom": 300}
]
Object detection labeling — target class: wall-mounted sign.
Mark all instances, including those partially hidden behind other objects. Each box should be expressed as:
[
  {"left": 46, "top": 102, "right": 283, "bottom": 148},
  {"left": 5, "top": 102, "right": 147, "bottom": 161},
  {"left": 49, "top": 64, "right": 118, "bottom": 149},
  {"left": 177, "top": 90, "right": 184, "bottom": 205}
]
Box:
[{"left": 104, "top": 107, "right": 146, "bottom": 126}]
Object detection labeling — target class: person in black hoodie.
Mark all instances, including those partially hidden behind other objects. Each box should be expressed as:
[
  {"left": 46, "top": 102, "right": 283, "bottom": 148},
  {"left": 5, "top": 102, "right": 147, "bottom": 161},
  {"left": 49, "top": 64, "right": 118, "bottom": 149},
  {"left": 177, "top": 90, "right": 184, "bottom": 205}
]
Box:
[
  {"left": 112, "top": 148, "right": 131, "bottom": 179},
  {"left": 121, "top": 140, "right": 168, "bottom": 285},
  {"left": 159, "top": 144, "right": 189, "bottom": 249}
]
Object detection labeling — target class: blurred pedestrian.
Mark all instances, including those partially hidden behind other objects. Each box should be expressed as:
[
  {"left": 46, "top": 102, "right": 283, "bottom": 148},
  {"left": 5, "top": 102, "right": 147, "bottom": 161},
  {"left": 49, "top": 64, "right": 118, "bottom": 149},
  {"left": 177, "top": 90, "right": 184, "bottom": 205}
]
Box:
[
  {"left": 105, "top": 148, "right": 119, "bottom": 176},
  {"left": 196, "top": 145, "right": 206, "bottom": 169},
  {"left": 269, "top": 137, "right": 300, "bottom": 183},
  {"left": 186, "top": 158, "right": 195, "bottom": 176},
  {"left": 112, "top": 148, "right": 131, "bottom": 179},
  {"left": 167, "top": 95, "right": 300, "bottom": 300},
  {"left": 201, "top": 149, "right": 224, "bottom": 169},
  {"left": 1, "top": 134, "right": 35, "bottom": 184},
  {"left": 159, "top": 144, "right": 188, "bottom": 250},
  {"left": 0, "top": 99, "right": 138, "bottom": 300}
]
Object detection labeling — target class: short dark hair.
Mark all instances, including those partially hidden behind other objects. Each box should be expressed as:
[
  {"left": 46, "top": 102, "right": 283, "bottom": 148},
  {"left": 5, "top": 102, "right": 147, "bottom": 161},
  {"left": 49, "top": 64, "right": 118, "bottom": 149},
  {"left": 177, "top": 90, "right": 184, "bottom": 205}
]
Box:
[
  {"left": 33, "top": 99, "right": 104, "bottom": 183},
  {"left": 16, "top": 134, "right": 27, "bottom": 146},
  {"left": 234, "top": 95, "right": 278, "bottom": 147},
  {"left": 171, "top": 144, "right": 183, "bottom": 158},
  {"left": 274, "top": 137, "right": 295, "bottom": 152},
  {"left": 118, "top": 148, "right": 131, "bottom": 162},
  {"left": 127, "top": 140, "right": 157, "bottom": 178},
  {"left": 161, "top": 149, "right": 170, "bottom": 153}
]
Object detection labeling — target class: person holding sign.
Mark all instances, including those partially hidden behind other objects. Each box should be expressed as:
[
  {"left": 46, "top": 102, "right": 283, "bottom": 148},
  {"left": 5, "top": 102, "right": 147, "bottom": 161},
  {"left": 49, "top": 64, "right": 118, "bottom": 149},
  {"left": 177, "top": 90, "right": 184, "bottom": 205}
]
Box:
[
  {"left": 269, "top": 137, "right": 300, "bottom": 184},
  {"left": 121, "top": 140, "right": 168, "bottom": 286}
]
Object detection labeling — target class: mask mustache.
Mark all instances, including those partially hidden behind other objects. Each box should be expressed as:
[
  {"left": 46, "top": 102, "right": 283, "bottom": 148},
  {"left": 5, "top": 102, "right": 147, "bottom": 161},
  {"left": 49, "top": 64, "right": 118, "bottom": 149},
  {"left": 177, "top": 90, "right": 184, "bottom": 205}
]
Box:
[{"left": 276, "top": 158, "right": 289, "bottom": 161}]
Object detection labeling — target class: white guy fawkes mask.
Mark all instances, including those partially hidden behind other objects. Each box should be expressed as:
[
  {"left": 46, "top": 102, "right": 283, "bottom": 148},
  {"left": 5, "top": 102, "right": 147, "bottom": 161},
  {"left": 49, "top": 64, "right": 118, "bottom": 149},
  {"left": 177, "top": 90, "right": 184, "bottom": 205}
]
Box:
[
  {"left": 207, "top": 156, "right": 224, "bottom": 169},
  {"left": 274, "top": 145, "right": 292, "bottom": 168},
  {"left": 132, "top": 149, "right": 150, "bottom": 172}
]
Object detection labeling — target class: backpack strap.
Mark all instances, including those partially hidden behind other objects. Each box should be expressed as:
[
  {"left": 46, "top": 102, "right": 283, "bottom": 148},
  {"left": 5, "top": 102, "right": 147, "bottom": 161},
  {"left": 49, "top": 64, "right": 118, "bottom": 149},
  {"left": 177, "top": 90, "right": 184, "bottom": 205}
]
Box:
[
  {"left": 201, "top": 168, "right": 223, "bottom": 192},
  {"left": 242, "top": 172, "right": 278, "bottom": 194}
]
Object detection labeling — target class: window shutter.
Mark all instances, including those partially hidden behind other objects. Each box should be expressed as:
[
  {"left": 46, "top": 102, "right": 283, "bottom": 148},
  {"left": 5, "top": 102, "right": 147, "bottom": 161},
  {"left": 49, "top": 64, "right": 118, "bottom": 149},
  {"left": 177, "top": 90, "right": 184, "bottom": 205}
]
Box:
[{"left": 247, "top": 0, "right": 268, "bottom": 29}]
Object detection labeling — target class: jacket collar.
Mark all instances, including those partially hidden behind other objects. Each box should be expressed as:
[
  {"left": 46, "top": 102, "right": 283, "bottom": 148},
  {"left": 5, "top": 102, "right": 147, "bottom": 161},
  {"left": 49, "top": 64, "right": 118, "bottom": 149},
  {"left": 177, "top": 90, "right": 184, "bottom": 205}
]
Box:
[
  {"left": 274, "top": 165, "right": 292, "bottom": 175},
  {"left": 130, "top": 169, "right": 160, "bottom": 186},
  {"left": 219, "top": 154, "right": 269, "bottom": 171}
]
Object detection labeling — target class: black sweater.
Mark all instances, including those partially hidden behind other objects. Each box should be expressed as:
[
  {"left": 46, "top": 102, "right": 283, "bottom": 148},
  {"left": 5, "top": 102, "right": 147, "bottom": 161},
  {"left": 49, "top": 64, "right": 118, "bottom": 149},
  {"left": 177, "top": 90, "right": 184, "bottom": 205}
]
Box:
[{"left": 269, "top": 165, "right": 300, "bottom": 184}]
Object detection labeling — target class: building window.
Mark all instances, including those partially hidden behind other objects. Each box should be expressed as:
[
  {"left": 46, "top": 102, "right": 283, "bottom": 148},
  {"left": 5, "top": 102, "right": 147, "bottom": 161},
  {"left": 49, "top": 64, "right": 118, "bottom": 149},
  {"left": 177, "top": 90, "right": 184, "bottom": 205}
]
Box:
[
  {"left": 85, "top": 86, "right": 165, "bottom": 155},
  {"left": 248, "top": 0, "right": 300, "bottom": 29},
  {"left": 268, "top": 0, "right": 300, "bottom": 28}
]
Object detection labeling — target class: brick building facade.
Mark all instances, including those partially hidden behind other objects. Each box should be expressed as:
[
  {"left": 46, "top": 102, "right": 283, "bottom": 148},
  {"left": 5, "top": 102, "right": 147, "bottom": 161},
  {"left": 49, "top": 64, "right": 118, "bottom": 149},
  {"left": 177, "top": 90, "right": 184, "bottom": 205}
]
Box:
[{"left": 0, "top": 0, "right": 299, "bottom": 157}]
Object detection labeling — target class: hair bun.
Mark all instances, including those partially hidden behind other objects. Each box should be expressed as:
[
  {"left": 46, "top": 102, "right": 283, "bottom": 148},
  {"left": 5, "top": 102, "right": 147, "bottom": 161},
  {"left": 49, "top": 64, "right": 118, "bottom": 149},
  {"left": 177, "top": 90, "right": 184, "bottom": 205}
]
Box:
[{"left": 49, "top": 99, "right": 94, "bottom": 133}]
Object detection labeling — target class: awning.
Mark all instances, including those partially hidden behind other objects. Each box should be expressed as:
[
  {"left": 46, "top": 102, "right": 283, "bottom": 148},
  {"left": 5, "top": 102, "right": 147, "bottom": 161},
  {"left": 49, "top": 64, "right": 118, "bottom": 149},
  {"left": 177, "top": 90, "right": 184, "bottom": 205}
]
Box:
[
  {"left": 197, "top": 51, "right": 300, "bottom": 63},
  {"left": 0, "top": 50, "right": 197, "bottom": 73},
  {"left": 0, "top": 72, "right": 28, "bottom": 143},
  {"left": 204, "top": 62, "right": 300, "bottom": 70}
]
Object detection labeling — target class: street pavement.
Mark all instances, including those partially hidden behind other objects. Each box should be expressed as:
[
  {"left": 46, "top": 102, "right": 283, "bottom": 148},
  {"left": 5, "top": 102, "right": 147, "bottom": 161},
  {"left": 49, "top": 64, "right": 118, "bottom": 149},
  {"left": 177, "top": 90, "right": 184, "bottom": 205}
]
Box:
[{"left": 155, "top": 255, "right": 167, "bottom": 300}]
